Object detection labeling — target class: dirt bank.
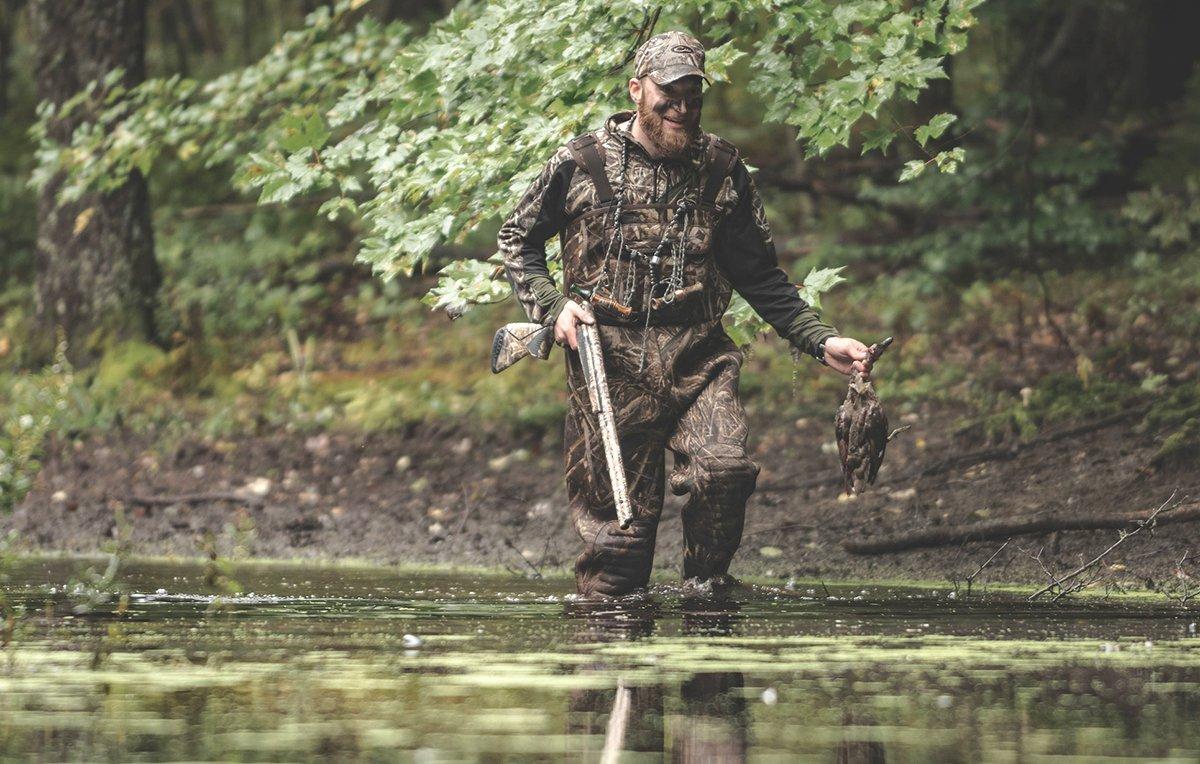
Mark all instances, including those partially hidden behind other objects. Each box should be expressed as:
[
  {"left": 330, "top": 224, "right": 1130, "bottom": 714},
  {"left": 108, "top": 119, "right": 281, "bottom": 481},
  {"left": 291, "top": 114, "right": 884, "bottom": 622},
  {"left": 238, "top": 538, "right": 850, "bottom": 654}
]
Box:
[{"left": 5, "top": 403, "right": 1198, "bottom": 593}]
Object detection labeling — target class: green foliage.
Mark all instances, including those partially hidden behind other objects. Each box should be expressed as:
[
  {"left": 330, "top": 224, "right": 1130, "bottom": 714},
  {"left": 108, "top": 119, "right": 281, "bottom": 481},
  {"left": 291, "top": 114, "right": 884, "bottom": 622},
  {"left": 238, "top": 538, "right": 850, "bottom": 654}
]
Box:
[
  {"left": 35, "top": 0, "right": 981, "bottom": 326},
  {"left": 0, "top": 341, "right": 74, "bottom": 512},
  {"left": 1124, "top": 176, "right": 1200, "bottom": 253},
  {"left": 1150, "top": 418, "right": 1200, "bottom": 472}
]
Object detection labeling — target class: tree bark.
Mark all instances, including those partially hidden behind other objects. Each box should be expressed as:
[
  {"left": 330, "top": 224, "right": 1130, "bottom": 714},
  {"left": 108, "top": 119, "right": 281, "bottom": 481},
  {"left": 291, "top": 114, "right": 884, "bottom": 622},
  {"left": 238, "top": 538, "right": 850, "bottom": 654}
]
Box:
[{"left": 30, "top": 0, "right": 162, "bottom": 365}]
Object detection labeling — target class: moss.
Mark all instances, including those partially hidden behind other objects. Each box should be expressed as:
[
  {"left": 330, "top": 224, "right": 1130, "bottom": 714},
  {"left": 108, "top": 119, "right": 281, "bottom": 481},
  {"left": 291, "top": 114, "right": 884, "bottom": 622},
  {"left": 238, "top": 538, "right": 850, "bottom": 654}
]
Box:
[
  {"left": 1150, "top": 417, "right": 1200, "bottom": 470},
  {"left": 90, "top": 340, "right": 171, "bottom": 399}
]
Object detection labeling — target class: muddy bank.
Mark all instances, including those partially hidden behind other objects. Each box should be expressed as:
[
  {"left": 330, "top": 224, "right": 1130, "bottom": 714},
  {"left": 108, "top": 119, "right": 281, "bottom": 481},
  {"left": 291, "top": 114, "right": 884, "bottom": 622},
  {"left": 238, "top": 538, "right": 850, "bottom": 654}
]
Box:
[{"left": 5, "top": 404, "right": 1198, "bottom": 592}]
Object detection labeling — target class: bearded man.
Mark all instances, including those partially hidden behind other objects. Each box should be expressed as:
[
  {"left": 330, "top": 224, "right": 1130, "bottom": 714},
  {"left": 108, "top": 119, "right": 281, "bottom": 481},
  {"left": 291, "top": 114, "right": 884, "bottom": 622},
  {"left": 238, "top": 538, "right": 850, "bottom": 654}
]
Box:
[{"left": 498, "top": 31, "right": 873, "bottom": 597}]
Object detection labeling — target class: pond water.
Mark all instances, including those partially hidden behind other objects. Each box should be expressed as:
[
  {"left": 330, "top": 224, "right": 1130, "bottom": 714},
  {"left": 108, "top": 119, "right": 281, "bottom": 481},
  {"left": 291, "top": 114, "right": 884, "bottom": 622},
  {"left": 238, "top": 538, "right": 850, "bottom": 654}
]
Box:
[{"left": 2, "top": 558, "right": 1199, "bottom": 762}]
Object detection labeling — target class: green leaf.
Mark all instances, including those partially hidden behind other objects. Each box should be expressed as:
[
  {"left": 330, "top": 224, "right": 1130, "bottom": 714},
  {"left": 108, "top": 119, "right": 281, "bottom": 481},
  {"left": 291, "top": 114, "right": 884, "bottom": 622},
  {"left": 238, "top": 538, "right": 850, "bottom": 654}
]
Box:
[
  {"left": 899, "top": 159, "right": 928, "bottom": 183},
  {"left": 798, "top": 266, "right": 848, "bottom": 312},
  {"left": 914, "top": 112, "right": 957, "bottom": 146}
]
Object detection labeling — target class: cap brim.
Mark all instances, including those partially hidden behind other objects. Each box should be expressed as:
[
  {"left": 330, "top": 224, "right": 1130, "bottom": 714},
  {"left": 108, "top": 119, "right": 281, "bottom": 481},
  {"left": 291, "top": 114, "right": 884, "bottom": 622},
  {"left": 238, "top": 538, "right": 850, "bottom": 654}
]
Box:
[{"left": 648, "top": 66, "right": 709, "bottom": 86}]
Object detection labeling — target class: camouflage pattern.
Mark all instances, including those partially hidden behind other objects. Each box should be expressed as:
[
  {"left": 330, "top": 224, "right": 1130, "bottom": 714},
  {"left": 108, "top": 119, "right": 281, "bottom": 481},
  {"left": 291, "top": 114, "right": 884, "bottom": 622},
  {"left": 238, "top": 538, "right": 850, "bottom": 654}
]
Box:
[
  {"left": 566, "top": 317, "right": 758, "bottom": 597},
  {"left": 561, "top": 113, "right": 738, "bottom": 326},
  {"left": 500, "top": 112, "right": 763, "bottom": 597},
  {"left": 498, "top": 146, "right": 574, "bottom": 325},
  {"left": 634, "top": 30, "right": 707, "bottom": 85},
  {"left": 490, "top": 322, "right": 553, "bottom": 374}
]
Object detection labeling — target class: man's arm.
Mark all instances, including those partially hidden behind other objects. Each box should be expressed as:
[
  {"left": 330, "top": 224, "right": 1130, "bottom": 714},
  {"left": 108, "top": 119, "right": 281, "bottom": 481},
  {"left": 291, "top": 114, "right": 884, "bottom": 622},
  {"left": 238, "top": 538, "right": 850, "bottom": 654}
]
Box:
[
  {"left": 497, "top": 146, "right": 576, "bottom": 326},
  {"left": 712, "top": 158, "right": 838, "bottom": 361}
]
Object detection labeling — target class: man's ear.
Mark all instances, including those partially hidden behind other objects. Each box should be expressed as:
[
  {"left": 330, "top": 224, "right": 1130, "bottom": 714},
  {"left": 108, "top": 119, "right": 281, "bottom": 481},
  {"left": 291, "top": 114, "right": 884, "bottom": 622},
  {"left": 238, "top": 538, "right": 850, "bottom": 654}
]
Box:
[{"left": 628, "top": 77, "right": 642, "bottom": 105}]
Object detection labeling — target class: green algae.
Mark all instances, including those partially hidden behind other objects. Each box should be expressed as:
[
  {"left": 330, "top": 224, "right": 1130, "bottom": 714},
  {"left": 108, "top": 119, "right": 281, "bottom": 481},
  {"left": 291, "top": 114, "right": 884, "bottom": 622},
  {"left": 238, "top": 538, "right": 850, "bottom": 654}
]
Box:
[{"left": 3, "top": 558, "right": 1200, "bottom": 761}]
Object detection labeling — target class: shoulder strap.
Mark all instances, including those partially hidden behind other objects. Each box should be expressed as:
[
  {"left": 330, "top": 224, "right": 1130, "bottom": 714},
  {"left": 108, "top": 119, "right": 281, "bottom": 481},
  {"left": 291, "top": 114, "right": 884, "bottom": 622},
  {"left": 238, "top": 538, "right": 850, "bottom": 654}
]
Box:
[
  {"left": 567, "top": 134, "right": 615, "bottom": 205},
  {"left": 700, "top": 136, "right": 737, "bottom": 207}
]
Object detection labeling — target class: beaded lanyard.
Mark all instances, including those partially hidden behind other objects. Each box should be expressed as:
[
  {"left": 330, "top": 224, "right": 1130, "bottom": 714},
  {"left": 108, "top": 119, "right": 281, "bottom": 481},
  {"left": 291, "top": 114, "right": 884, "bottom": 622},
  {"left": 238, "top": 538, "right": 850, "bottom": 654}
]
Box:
[{"left": 593, "top": 134, "right": 699, "bottom": 371}]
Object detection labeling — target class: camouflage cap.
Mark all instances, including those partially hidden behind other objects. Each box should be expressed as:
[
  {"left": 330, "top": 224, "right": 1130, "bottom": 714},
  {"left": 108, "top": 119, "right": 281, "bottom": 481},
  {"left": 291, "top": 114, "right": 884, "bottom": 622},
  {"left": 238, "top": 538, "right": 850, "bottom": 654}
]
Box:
[{"left": 633, "top": 31, "right": 708, "bottom": 86}]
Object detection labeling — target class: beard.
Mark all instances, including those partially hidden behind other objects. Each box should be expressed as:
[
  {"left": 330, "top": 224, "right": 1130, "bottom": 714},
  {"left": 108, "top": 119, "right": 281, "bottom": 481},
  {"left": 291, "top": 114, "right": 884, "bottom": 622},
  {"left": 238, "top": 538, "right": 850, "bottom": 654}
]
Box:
[{"left": 636, "top": 95, "right": 700, "bottom": 159}]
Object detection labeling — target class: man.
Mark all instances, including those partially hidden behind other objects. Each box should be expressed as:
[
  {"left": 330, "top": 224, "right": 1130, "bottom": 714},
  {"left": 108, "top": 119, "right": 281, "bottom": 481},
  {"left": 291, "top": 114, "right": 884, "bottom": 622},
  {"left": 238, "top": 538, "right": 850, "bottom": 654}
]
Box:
[{"left": 498, "top": 31, "right": 873, "bottom": 597}]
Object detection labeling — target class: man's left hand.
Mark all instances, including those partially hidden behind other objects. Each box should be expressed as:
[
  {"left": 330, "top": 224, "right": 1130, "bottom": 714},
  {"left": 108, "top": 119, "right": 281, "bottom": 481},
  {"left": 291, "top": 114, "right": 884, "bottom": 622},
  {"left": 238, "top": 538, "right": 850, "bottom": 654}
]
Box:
[{"left": 822, "top": 336, "right": 873, "bottom": 378}]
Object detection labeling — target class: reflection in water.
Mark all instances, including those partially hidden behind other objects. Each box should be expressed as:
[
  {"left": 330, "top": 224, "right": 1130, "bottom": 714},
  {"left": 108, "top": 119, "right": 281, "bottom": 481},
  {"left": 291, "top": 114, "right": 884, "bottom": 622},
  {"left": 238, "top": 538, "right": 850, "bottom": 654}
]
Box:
[
  {"left": 567, "top": 596, "right": 751, "bottom": 762},
  {"left": 3, "top": 560, "right": 1200, "bottom": 760}
]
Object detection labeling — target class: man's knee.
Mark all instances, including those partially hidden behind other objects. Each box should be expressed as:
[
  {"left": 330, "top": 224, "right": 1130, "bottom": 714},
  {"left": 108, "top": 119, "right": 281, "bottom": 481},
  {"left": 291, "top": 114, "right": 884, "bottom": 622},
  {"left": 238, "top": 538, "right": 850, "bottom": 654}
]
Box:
[{"left": 670, "top": 452, "right": 760, "bottom": 502}]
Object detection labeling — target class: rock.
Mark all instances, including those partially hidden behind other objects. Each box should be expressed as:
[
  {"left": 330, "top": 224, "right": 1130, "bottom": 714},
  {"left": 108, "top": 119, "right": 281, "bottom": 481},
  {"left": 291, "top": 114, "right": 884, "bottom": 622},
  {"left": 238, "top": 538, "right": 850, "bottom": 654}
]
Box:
[
  {"left": 759, "top": 546, "right": 783, "bottom": 559},
  {"left": 451, "top": 437, "right": 473, "bottom": 456},
  {"left": 298, "top": 490, "right": 320, "bottom": 505},
  {"left": 526, "top": 499, "right": 554, "bottom": 519},
  {"left": 836, "top": 492, "right": 857, "bottom": 503},
  {"left": 427, "top": 507, "right": 446, "bottom": 519},
  {"left": 1020, "top": 387, "right": 1034, "bottom": 407},
  {"left": 794, "top": 418, "right": 810, "bottom": 429},
  {"left": 488, "top": 448, "right": 531, "bottom": 471},
  {"left": 304, "top": 434, "right": 331, "bottom": 456},
  {"left": 394, "top": 455, "right": 413, "bottom": 473},
  {"left": 51, "top": 490, "right": 68, "bottom": 504},
  {"left": 820, "top": 440, "right": 839, "bottom": 455},
  {"left": 330, "top": 506, "right": 345, "bottom": 518},
  {"left": 191, "top": 465, "right": 206, "bottom": 479},
  {"left": 242, "top": 477, "right": 271, "bottom": 497},
  {"left": 410, "top": 477, "right": 430, "bottom": 493},
  {"left": 890, "top": 487, "right": 917, "bottom": 502},
  {"left": 428, "top": 522, "right": 445, "bottom": 538}
]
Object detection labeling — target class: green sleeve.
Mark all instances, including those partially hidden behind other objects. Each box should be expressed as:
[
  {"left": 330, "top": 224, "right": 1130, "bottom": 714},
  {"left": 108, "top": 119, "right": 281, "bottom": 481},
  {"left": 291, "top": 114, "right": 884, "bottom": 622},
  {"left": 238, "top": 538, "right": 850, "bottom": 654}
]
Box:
[
  {"left": 527, "top": 275, "right": 568, "bottom": 326},
  {"left": 785, "top": 308, "right": 839, "bottom": 361}
]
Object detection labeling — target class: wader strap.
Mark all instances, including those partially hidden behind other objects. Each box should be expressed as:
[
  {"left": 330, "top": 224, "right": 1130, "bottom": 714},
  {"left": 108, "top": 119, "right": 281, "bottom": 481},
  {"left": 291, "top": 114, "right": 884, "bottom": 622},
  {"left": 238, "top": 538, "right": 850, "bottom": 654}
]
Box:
[
  {"left": 567, "top": 134, "right": 615, "bottom": 205},
  {"left": 701, "top": 136, "right": 737, "bottom": 207}
]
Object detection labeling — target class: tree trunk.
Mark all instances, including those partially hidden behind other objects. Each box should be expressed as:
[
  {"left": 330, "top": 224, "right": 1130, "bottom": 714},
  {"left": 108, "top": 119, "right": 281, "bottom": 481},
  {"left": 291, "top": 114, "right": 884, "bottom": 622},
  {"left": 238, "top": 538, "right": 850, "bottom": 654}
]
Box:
[
  {"left": 0, "top": 0, "right": 24, "bottom": 120},
  {"left": 30, "top": 0, "right": 162, "bottom": 366}
]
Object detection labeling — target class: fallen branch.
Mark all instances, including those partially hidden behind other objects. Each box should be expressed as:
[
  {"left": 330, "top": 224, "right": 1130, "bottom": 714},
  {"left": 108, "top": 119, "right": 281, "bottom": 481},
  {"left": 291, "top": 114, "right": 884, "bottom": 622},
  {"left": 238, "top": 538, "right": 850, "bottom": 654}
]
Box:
[
  {"left": 126, "top": 491, "right": 265, "bottom": 507},
  {"left": 844, "top": 496, "right": 1199, "bottom": 555},
  {"left": 1028, "top": 491, "right": 1178, "bottom": 601}
]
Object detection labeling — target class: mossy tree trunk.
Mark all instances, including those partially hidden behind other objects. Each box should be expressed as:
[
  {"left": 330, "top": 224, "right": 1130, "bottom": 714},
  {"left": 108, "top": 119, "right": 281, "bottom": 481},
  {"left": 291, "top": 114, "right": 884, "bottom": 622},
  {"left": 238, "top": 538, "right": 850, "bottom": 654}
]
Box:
[{"left": 30, "top": 0, "right": 161, "bottom": 366}]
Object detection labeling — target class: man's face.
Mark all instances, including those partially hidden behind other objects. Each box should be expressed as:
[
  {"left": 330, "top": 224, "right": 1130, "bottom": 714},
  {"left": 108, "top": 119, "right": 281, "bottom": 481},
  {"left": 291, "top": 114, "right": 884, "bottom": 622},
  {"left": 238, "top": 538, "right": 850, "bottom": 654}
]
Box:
[{"left": 630, "top": 75, "right": 703, "bottom": 158}]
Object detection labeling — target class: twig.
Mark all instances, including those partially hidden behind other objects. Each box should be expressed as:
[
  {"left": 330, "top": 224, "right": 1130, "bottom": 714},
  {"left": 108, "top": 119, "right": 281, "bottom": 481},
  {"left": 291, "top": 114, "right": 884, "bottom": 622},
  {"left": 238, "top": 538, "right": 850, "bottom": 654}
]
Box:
[
  {"left": 963, "top": 539, "right": 1010, "bottom": 597},
  {"left": 1028, "top": 491, "right": 1179, "bottom": 601},
  {"left": 126, "top": 492, "right": 265, "bottom": 507},
  {"left": 887, "top": 425, "right": 912, "bottom": 442},
  {"left": 502, "top": 537, "right": 542, "bottom": 579},
  {"left": 741, "top": 522, "right": 814, "bottom": 539}
]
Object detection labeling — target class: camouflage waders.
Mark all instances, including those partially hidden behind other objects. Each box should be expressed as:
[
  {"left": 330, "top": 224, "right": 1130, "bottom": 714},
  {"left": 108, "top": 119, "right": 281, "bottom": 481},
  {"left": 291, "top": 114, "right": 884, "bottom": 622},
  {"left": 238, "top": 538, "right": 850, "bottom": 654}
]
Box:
[
  {"left": 499, "top": 110, "right": 836, "bottom": 598},
  {"left": 559, "top": 121, "right": 757, "bottom": 597},
  {"left": 566, "top": 319, "right": 758, "bottom": 597}
]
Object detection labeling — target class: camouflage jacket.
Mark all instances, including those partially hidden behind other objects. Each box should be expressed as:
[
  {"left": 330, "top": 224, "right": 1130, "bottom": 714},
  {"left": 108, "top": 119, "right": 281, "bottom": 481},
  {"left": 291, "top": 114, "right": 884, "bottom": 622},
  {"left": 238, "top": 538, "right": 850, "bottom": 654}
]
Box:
[{"left": 497, "top": 111, "right": 837, "bottom": 359}]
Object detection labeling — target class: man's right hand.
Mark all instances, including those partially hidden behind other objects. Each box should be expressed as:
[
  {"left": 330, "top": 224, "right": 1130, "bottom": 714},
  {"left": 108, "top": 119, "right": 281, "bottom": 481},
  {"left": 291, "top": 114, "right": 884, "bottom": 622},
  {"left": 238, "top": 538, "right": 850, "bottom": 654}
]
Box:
[{"left": 554, "top": 300, "right": 595, "bottom": 351}]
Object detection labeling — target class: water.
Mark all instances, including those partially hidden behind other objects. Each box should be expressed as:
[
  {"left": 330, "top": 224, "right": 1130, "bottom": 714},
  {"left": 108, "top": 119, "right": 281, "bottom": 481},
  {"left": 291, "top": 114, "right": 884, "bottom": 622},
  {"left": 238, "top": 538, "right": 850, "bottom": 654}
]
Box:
[{"left": 2, "top": 557, "right": 1199, "bottom": 761}]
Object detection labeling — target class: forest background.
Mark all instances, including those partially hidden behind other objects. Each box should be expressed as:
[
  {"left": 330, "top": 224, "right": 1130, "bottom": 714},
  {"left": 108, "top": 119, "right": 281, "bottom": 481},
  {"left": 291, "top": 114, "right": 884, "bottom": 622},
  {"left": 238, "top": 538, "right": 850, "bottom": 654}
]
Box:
[{"left": 1, "top": 0, "right": 1198, "bottom": 581}]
